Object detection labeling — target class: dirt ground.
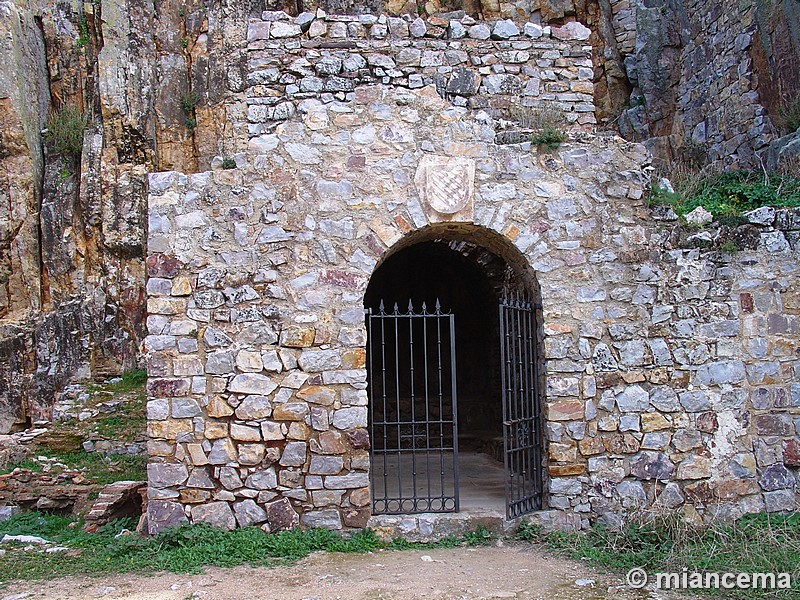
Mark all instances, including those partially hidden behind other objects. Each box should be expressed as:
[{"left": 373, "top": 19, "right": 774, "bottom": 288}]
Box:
[{"left": 1, "top": 544, "right": 681, "bottom": 600}]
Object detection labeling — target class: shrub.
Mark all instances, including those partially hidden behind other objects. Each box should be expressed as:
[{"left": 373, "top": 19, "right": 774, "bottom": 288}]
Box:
[
  {"left": 531, "top": 125, "right": 567, "bottom": 150},
  {"left": 44, "top": 105, "right": 86, "bottom": 157},
  {"left": 498, "top": 105, "right": 568, "bottom": 150},
  {"left": 221, "top": 157, "right": 236, "bottom": 169}
]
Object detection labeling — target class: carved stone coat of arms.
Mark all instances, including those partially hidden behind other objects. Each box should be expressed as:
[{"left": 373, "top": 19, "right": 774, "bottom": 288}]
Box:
[{"left": 414, "top": 155, "right": 475, "bottom": 222}]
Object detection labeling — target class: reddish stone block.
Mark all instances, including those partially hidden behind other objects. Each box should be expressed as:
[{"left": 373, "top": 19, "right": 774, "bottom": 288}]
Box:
[
  {"left": 346, "top": 428, "right": 371, "bottom": 450},
  {"left": 321, "top": 270, "right": 361, "bottom": 289},
  {"left": 548, "top": 464, "right": 586, "bottom": 477},
  {"left": 342, "top": 508, "right": 371, "bottom": 528},
  {"left": 266, "top": 498, "right": 299, "bottom": 531},
  {"left": 147, "top": 378, "right": 191, "bottom": 397},
  {"left": 683, "top": 481, "right": 713, "bottom": 503},
  {"left": 146, "top": 253, "right": 183, "bottom": 278},
  {"left": 784, "top": 439, "right": 800, "bottom": 467},
  {"left": 754, "top": 414, "right": 793, "bottom": 436},
  {"left": 696, "top": 412, "right": 718, "bottom": 433},
  {"left": 739, "top": 293, "right": 754, "bottom": 314},
  {"left": 346, "top": 155, "right": 366, "bottom": 170}
]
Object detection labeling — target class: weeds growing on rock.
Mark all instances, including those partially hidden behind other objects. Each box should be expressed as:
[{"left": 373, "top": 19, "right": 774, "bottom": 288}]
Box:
[
  {"left": 179, "top": 91, "right": 200, "bottom": 134},
  {"left": 107, "top": 369, "right": 147, "bottom": 393},
  {"left": 1, "top": 369, "right": 147, "bottom": 482},
  {"left": 179, "top": 91, "right": 200, "bottom": 114},
  {"left": 530, "top": 125, "right": 567, "bottom": 151},
  {"left": 76, "top": 15, "right": 90, "bottom": 48},
  {"left": 649, "top": 167, "right": 800, "bottom": 219},
  {"left": 779, "top": 97, "right": 800, "bottom": 135},
  {"left": 462, "top": 526, "right": 496, "bottom": 546},
  {"left": 0, "top": 452, "right": 146, "bottom": 484},
  {"left": 496, "top": 105, "right": 568, "bottom": 150},
  {"left": 44, "top": 106, "right": 86, "bottom": 157}
]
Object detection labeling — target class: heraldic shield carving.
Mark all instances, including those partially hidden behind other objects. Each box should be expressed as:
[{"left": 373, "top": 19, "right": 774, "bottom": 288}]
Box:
[{"left": 414, "top": 155, "right": 476, "bottom": 221}]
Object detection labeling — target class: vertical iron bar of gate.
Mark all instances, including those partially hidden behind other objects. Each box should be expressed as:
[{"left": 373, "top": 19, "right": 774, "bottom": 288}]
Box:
[
  {"left": 423, "top": 304, "right": 431, "bottom": 503},
  {"left": 436, "top": 306, "right": 445, "bottom": 508},
  {"left": 525, "top": 298, "right": 542, "bottom": 510},
  {"left": 511, "top": 293, "right": 525, "bottom": 510},
  {"left": 450, "top": 311, "right": 459, "bottom": 512},
  {"left": 408, "top": 301, "right": 417, "bottom": 511},
  {"left": 381, "top": 308, "right": 389, "bottom": 510},
  {"left": 528, "top": 299, "right": 544, "bottom": 508},
  {"left": 368, "top": 307, "right": 376, "bottom": 511},
  {"left": 511, "top": 293, "right": 525, "bottom": 506},
  {"left": 499, "top": 296, "right": 511, "bottom": 516},
  {"left": 511, "top": 293, "right": 525, "bottom": 502},
  {"left": 364, "top": 308, "right": 376, "bottom": 510},
  {"left": 520, "top": 295, "right": 531, "bottom": 512},
  {"left": 394, "top": 304, "right": 403, "bottom": 512}
]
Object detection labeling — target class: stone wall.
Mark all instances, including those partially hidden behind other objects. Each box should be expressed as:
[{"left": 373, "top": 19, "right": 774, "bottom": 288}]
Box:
[
  {"left": 243, "top": 10, "right": 596, "bottom": 142},
  {"left": 144, "top": 83, "right": 799, "bottom": 534}
]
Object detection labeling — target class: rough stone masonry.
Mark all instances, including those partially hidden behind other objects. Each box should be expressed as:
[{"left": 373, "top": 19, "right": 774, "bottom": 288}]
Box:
[{"left": 144, "top": 13, "right": 800, "bottom": 536}]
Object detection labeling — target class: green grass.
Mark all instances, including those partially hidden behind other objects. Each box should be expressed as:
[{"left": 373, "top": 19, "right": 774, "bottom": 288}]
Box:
[
  {"left": 0, "top": 368, "right": 147, "bottom": 483},
  {"left": 650, "top": 170, "right": 800, "bottom": 220},
  {"left": 462, "top": 525, "right": 496, "bottom": 546},
  {"left": 0, "top": 451, "right": 146, "bottom": 484},
  {"left": 93, "top": 394, "right": 146, "bottom": 443},
  {"left": 59, "top": 368, "right": 146, "bottom": 443},
  {"left": 0, "top": 513, "right": 496, "bottom": 582},
  {"left": 106, "top": 369, "right": 147, "bottom": 393},
  {"left": 522, "top": 512, "right": 800, "bottom": 598},
  {"left": 76, "top": 15, "right": 90, "bottom": 47}
]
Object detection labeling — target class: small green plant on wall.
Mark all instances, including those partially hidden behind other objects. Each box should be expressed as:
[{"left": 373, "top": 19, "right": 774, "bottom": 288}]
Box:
[
  {"left": 179, "top": 90, "right": 200, "bottom": 134},
  {"left": 531, "top": 124, "right": 567, "bottom": 151},
  {"left": 179, "top": 90, "right": 199, "bottom": 114},
  {"left": 44, "top": 105, "right": 86, "bottom": 157},
  {"left": 221, "top": 157, "right": 236, "bottom": 169},
  {"left": 76, "top": 14, "right": 90, "bottom": 47},
  {"left": 497, "top": 105, "right": 568, "bottom": 151}
]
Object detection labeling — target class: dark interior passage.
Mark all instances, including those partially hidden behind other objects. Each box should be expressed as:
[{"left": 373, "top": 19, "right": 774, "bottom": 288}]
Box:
[
  {"left": 364, "top": 241, "right": 504, "bottom": 458},
  {"left": 365, "top": 231, "right": 544, "bottom": 518}
]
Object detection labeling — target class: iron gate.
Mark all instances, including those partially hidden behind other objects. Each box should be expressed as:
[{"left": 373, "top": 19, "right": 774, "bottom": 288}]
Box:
[
  {"left": 499, "top": 292, "right": 543, "bottom": 519},
  {"left": 367, "top": 300, "right": 459, "bottom": 515}
]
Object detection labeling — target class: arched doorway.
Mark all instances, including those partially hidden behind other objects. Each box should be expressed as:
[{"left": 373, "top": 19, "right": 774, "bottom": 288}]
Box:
[{"left": 364, "top": 225, "right": 545, "bottom": 519}]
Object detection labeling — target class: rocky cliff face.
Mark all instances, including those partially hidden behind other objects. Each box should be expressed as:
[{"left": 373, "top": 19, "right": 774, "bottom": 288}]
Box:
[{"left": 0, "top": 0, "right": 797, "bottom": 432}]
